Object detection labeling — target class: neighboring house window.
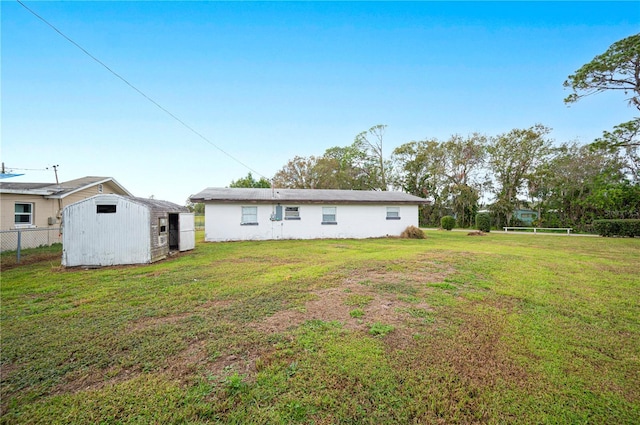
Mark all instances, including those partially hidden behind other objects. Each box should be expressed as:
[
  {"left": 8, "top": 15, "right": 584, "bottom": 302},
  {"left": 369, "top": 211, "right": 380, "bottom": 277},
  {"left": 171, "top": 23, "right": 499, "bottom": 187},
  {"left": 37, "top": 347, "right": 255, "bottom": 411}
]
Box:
[
  {"left": 14, "top": 203, "right": 34, "bottom": 226},
  {"left": 322, "top": 206, "right": 337, "bottom": 224},
  {"left": 241, "top": 206, "right": 258, "bottom": 225},
  {"left": 386, "top": 207, "right": 401, "bottom": 220},
  {"left": 96, "top": 204, "right": 117, "bottom": 213},
  {"left": 285, "top": 206, "right": 300, "bottom": 220}
]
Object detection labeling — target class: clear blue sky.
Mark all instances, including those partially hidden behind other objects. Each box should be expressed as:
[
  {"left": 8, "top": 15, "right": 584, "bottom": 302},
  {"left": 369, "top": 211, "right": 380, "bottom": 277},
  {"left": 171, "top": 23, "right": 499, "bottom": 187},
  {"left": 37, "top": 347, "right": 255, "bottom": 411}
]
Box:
[{"left": 2, "top": 1, "right": 638, "bottom": 204}]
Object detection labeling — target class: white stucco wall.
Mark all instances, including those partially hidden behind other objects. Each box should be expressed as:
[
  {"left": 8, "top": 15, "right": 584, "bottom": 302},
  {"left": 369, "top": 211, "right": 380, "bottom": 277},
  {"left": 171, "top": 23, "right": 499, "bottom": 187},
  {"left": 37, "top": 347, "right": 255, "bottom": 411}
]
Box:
[{"left": 204, "top": 203, "right": 418, "bottom": 242}]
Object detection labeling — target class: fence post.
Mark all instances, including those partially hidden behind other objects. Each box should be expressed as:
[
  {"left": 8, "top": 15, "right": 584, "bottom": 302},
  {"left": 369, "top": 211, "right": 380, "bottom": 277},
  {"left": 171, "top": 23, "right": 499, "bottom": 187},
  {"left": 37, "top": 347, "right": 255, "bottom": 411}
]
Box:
[{"left": 16, "top": 230, "right": 21, "bottom": 264}]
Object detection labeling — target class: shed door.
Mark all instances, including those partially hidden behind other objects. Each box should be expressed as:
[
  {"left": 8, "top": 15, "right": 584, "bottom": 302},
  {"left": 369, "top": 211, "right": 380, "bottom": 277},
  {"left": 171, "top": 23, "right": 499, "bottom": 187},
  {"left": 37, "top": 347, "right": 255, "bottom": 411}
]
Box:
[{"left": 179, "top": 213, "right": 195, "bottom": 251}]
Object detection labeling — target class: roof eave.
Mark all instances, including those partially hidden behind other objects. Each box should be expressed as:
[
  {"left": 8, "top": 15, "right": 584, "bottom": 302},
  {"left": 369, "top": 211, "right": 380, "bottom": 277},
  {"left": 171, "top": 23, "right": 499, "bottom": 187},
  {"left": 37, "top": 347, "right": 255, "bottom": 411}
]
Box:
[
  {"left": 0, "top": 189, "right": 57, "bottom": 196},
  {"left": 46, "top": 177, "right": 133, "bottom": 199},
  {"left": 191, "top": 197, "right": 428, "bottom": 205}
]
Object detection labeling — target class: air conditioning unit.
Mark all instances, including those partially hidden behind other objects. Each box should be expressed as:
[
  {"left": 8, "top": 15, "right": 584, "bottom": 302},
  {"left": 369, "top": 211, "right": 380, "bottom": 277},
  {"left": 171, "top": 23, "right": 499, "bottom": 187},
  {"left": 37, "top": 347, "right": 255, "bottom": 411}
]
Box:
[{"left": 48, "top": 217, "right": 57, "bottom": 225}]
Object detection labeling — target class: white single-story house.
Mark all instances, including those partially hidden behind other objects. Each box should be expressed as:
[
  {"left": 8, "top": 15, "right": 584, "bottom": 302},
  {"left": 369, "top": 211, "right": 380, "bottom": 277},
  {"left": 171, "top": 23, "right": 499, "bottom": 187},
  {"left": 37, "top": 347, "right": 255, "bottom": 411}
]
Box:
[
  {"left": 189, "top": 188, "right": 428, "bottom": 242},
  {"left": 62, "top": 194, "right": 195, "bottom": 267},
  {"left": 0, "top": 176, "right": 132, "bottom": 251}
]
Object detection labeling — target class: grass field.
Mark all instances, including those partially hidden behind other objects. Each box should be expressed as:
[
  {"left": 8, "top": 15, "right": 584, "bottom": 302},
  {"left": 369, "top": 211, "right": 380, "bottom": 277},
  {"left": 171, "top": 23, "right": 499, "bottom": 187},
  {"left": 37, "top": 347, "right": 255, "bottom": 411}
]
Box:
[{"left": 1, "top": 231, "right": 639, "bottom": 424}]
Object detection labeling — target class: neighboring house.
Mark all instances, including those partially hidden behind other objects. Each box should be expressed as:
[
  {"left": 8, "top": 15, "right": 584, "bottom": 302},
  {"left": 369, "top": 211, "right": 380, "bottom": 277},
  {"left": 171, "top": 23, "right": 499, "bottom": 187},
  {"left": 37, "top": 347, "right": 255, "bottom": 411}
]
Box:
[
  {"left": 478, "top": 206, "right": 539, "bottom": 226},
  {"left": 190, "top": 188, "right": 428, "bottom": 242},
  {"left": 0, "top": 176, "right": 131, "bottom": 251},
  {"left": 514, "top": 208, "right": 538, "bottom": 226},
  {"left": 62, "top": 194, "right": 195, "bottom": 267}
]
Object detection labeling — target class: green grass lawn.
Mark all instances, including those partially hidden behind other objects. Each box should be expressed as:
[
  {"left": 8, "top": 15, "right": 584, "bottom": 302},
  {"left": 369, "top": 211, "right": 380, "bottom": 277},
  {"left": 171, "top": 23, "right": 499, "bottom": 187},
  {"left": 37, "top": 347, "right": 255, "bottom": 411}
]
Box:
[{"left": 1, "top": 231, "right": 639, "bottom": 424}]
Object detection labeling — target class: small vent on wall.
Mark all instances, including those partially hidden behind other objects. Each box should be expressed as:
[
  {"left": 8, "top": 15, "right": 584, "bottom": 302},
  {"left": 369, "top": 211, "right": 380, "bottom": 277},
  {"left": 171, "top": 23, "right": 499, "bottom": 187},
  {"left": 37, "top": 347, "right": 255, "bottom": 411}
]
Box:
[{"left": 97, "top": 184, "right": 103, "bottom": 193}]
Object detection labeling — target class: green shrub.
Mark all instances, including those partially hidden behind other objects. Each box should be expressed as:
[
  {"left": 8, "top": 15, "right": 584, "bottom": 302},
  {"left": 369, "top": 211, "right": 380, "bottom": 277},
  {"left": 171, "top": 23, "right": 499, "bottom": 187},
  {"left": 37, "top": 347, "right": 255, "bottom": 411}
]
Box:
[
  {"left": 593, "top": 219, "right": 640, "bottom": 237},
  {"left": 400, "top": 225, "right": 425, "bottom": 239},
  {"left": 475, "top": 213, "right": 491, "bottom": 232},
  {"left": 440, "top": 216, "right": 456, "bottom": 231}
]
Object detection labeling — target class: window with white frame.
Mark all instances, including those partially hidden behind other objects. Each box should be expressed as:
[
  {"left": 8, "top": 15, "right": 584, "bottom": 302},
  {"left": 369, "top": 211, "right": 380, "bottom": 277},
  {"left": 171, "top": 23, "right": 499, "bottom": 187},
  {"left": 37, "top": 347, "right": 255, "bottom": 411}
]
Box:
[
  {"left": 285, "top": 206, "right": 300, "bottom": 220},
  {"left": 241, "top": 206, "right": 258, "bottom": 225},
  {"left": 322, "top": 206, "right": 337, "bottom": 224},
  {"left": 386, "top": 206, "right": 401, "bottom": 220},
  {"left": 14, "top": 203, "right": 34, "bottom": 226}
]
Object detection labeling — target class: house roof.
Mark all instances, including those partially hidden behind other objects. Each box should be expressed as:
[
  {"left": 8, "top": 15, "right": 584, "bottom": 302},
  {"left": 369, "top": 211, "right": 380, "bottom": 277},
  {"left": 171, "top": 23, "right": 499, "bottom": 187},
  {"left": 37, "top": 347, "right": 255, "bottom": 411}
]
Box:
[
  {"left": 190, "top": 188, "right": 428, "bottom": 204},
  {"left": 0, "top": 177, "right": 132, "bottom": 198}
]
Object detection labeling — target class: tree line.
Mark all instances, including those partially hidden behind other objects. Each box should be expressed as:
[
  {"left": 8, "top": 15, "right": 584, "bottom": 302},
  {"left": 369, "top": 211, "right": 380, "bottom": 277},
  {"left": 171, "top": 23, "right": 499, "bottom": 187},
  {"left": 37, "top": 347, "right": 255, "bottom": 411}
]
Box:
[
  {"left": 223, "top": 34, "right": 640, "bottom": 231},
  {"left": 263, "top": 123, "right": 638, "bottom": 230}
]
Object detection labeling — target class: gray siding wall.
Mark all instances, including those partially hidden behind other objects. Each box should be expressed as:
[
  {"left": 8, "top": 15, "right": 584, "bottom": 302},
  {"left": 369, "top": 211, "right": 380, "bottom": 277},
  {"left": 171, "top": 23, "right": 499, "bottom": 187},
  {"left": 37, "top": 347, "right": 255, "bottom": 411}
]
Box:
[{"left": 148, "top": 210, "right": 170, "bottom": 263}]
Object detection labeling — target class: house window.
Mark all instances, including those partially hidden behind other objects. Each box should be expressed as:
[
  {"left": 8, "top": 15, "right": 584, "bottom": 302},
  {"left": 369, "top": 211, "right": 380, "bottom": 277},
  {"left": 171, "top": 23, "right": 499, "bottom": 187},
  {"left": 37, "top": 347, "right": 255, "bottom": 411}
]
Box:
[
  {"left": 14, "top": 203, "right": 34, "bottom": 226},
  {"left": 285, "top": 206, "right": 300, "bottom": 220},
  {"left": 322, "top": 206, "right": 337, "bottom": 224},
  {"left": 96, "top": 204, "right": 117, "bottom": 214},
  {"left": 159, "top": 218, "right": 167, "bottom": 234},
  {"left": 386, "top": 207, "right": 401, "bottom": 220},
  {"left": 241, "top": 206, "right": 258, "bottom": 225}
]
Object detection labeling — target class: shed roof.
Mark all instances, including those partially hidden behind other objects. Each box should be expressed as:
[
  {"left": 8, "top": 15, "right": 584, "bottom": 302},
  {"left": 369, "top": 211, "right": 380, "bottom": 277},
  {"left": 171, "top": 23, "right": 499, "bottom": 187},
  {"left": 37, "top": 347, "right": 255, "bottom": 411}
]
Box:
[
  {"left": 128, "top": 197, "right": 188, "bottom": 212},
  {"left": 68, "top": 194, "right": 187, "bottom": 213},
  {"left": 190, "top": 188, "right": 428, "bottom": 204},
  {"left": 0, "top": 176, "right": 132, "bottom": 198}
]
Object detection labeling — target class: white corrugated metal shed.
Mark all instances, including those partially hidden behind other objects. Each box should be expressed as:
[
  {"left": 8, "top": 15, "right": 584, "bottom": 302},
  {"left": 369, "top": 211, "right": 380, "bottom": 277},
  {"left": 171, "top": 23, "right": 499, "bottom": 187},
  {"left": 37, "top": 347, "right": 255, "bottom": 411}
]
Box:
[{"left": 62, "top": 195, "right": 194, "bottom": 267}]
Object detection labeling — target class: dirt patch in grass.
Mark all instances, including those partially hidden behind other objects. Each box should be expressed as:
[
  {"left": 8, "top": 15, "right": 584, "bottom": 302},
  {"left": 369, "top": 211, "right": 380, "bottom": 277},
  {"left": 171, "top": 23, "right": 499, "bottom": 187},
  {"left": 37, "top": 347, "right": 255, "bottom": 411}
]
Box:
[
  {"left": 0, "top": 251, "right": 61, "bottom": 271},
  {"left": 51, "top": 339, "right": 212, "bottom": 397},
  {"left": 447, "top": 305, "right": 528, "bottom": 387},
  {"left": 164, "top": 340, "right": 209, "bottom": 384},
  {"left": 52, "top": 365, "right": 141, "bottom": 396},
  {"left": 402, "top": 297, "right": 530, "bottom": 392},
  {"left": 250, "top": 263, "right": 443, "bottom": 342}
]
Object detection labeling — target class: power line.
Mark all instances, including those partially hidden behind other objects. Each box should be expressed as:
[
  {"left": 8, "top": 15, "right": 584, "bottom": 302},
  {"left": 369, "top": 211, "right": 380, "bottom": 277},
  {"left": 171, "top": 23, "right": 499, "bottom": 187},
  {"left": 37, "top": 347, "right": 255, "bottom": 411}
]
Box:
[
  {"left": 16, "top": 0, "right": 270, "bottom": 181},
  {"left": 5, "top": 167, "right": 48, "bottom": 171}
]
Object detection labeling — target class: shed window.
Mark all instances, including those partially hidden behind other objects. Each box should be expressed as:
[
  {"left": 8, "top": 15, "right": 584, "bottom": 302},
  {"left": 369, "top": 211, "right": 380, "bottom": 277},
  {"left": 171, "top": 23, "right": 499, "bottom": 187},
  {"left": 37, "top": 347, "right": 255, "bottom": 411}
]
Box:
[
  {"left": 285, "top": 206, "right": 300, "bottom": 220},
  {"left": 322, "top": 207, "right": 337, "bottom": 224},
  {"left": 15, "top": 203, "right": 34, "bottom": 226},
  {"left": 241, "top": 206, "right": 258, "bottom": 225},
  {"left": 386, "top": 207, "right": 401, "bottom": 220},
  {"left": 97, "top": 204, "right": 117, "bottom": 214},
  {"left": 159, "top": 218, "right": 167, "bottom": 234}
]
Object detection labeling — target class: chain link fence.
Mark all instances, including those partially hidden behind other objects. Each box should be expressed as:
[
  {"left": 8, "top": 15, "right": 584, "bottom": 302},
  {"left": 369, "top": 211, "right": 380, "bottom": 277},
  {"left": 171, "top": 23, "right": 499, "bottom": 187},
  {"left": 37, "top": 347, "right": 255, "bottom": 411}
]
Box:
[
  {"left": 1, "top": 227, "right": 62, "bottom": 257},
  {"left": 194, "top": 214, "right": 204, "bottom": 230}
]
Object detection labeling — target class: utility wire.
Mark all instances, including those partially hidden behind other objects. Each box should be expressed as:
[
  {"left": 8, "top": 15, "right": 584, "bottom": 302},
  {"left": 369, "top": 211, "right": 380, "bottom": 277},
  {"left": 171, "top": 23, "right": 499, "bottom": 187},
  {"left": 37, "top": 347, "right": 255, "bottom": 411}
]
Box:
[
  {"left": 16, "top": 0, "right": 270, "bottom": 181},
  {"left": 5, "top": 167, "right": 48, "bottom": 171}
]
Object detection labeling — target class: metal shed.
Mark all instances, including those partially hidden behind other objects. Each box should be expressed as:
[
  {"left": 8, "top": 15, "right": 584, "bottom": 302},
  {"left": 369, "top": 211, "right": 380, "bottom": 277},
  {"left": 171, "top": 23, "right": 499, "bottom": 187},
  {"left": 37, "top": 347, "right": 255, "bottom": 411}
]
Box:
[{"left": 62, "top": 194, "right": 195, "bottom": 267}]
